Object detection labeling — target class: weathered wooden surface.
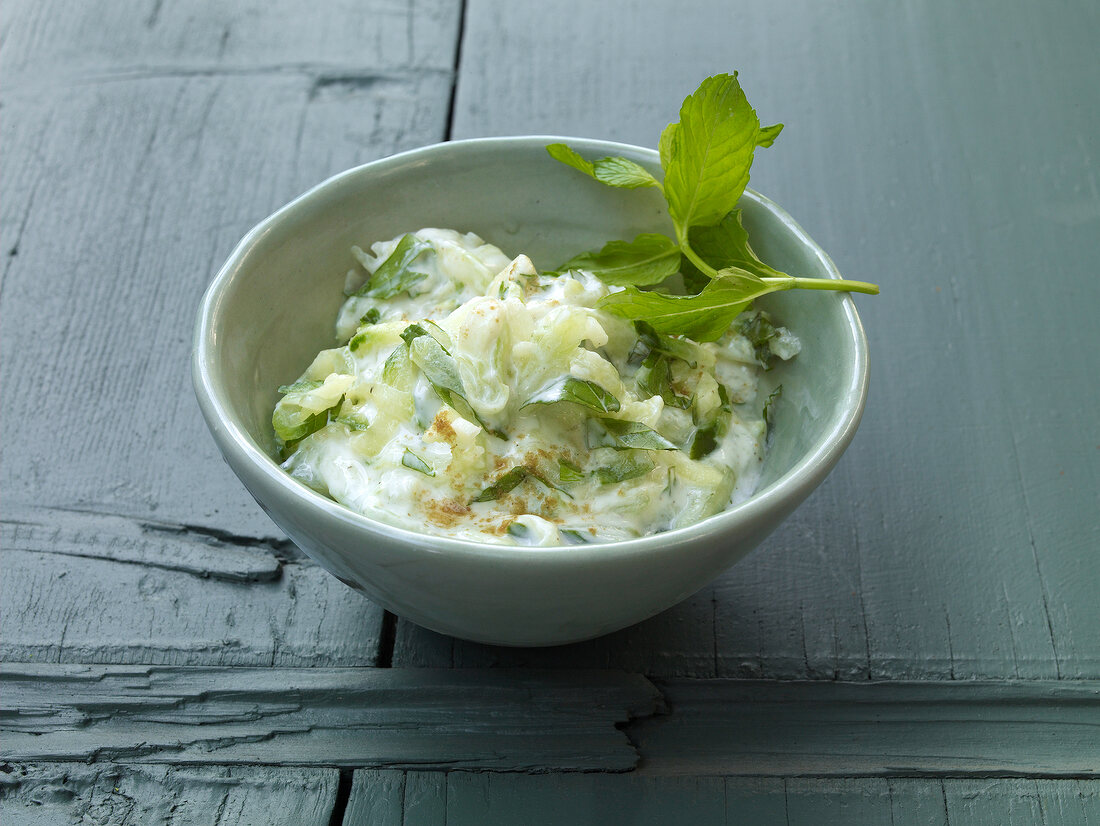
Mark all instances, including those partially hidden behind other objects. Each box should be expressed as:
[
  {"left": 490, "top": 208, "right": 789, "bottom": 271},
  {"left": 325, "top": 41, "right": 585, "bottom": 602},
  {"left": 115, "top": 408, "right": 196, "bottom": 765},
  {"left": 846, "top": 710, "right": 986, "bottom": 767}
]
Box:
[
  {"left": 0, "top": 0, "right": 459, "bottom": 541},
  {"left": 342, "top": 773, "right": 1100, "bottom": 825},
  {"left": 393, "top": 0, "right": 1100, "bottom": 682},
  {"left": 630, "top": 679, "right": 1100, "bottom": 777},
  {"left": 2, "top": 0, "right": 1099, "bottom": 820},
  {"left": 1, "top": 665, "right": 661, "bottom": 771},
  {"left": 0, "top": 763, "right": 339, "bottom": 826},
  {"left": 5, "top": 665, "right": 1097, "bottom": 777},
  {"left": 1, "top": 508, "right": 385, "bottom": 667}
]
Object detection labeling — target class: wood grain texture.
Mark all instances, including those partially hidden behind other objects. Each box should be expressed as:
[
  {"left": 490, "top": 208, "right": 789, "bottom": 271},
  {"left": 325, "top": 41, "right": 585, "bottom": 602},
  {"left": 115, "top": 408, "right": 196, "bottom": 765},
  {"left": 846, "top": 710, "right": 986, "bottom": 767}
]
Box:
[
  {"left": 392, "top": 0, "right": 1100, "bottom": 681},
  {"left": 629, "top": 679, "right": 1100, "bottom": 777},
  {"left": 1, "top": 545, "right": 384, "bottom": 667},
  {"left": 0, "top": 665, "right": 662, "bottom": 771},
  {"left": 0, "top": 763, "right": 339, "bottom": 826},
  {"left": 340, "top": 773, "right": 1100, "bottom": 825},
  {"left": 0, "top": 0, "right": 459, "bottom": 541}
]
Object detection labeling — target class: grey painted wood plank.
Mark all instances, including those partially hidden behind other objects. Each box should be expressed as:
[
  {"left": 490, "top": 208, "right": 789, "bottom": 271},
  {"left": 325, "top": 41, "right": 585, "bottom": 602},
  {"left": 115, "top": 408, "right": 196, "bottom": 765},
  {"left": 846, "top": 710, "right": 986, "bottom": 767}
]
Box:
[
  {"left": 1, "top": 548, "right": 384, "bottom": 667},
  {"left": 0, "top": 0, "right": 459, "bottom": 545},
  {"left": 0, "top": 665, "right": 662, "bottom": 771},
  {"left": 0, "top": 763, "right": 339, "bottom": 826},
  {"left": 392, "top": 0, "right": 1100, "bottom": 681},
  {"left": 627, "top": 679, "right": 1100, "bottom": 777},
  {"left": 341, "top": 774, "right": 1100, "bottom": 825},
  {"left": 0, "top": 0, "right": 458, "bottom": 80},
  {"left": 2, "top": 504, "right": 285, "bottom": 582},
  {"left": 343, "top": 770, "right": 450, "bottom": 826}
]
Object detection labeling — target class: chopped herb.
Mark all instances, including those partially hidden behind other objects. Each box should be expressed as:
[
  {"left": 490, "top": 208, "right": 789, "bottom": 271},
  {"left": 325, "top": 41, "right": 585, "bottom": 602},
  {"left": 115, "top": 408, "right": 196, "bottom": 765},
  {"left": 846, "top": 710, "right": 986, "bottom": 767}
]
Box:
[
  {"left": 355, "top": 233, "right": 431, "bottom": 299},
  {"left": 401, "top": 449, "right": 435, "bottom": 476},
  {"left": 687, "top": 425, "right": 719, "bottom": 460},
  {"left": 277, "top": 378, "right": 323, "bottom": 395},
  {"left": 507, "top": 521, "right": 530, "bottom": 539},
  {"left": 763, "top": 384, "right": 783, "bottom": 434},
  {"left": 360, "top": 307, "right": 382, "bottom": 325},
  {"left": 589, "top": 418, "right": 679, "bottom": 451},
  {"left": 522, "top": 376, "right": 621, "bottom": 414},
  {"left": 402, "top": 323, "right": 506, "bottom": 438},
  {"left": 738, "top": 311, "right": 782, "bottom": 368},
  {"left": 470, "top": 466, "right": 572, "bottom": 504},
  {"left": 635, "top": 351, "right": 692, "bottom": 410},
  {"left": 558, "top": 458, "right": 586, "bottom": 482},
  {"left": 559, "top": 528, "right": 591, "bottom": 544},
  {"left": 595, "top": 454, "right": 656, "bottom": 484}
]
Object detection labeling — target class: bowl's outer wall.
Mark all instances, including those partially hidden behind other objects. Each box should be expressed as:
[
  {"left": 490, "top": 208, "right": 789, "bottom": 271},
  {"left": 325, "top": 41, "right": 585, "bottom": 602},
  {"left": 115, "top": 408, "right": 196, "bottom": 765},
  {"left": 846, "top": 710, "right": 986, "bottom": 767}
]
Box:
[{"left": 194, "top": 138, "right": 868, "bottom": 645}]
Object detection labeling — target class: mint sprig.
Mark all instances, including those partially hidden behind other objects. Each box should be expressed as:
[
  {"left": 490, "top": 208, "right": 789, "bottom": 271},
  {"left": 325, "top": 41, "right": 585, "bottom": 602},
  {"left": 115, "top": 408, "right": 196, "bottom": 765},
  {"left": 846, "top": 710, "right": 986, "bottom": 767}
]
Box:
[{"left": 547, "top": 73, "right": 878, "bottom": 340}]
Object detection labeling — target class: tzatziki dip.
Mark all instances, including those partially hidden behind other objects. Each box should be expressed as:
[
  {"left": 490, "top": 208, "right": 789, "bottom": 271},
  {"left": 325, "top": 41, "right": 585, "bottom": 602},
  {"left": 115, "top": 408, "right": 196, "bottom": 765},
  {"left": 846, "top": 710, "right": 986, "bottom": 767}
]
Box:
[{"left": 272, "top": 228, "right": 798, "bottom": 545}]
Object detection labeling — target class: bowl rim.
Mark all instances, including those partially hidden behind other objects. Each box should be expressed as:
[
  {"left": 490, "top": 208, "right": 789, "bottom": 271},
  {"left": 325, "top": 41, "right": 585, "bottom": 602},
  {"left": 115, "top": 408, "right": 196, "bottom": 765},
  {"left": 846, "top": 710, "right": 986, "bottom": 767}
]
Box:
[{"left": 193, "top": 135, "right": 869, "bottom": 563}]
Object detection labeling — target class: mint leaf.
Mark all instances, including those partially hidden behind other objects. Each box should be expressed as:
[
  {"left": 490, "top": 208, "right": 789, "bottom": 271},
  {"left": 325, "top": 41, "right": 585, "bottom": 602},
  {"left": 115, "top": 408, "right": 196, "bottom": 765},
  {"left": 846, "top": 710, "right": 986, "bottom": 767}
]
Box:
[
  {"left": 558, "top": 458, "right": 586, "bottom": 482},
  {"left": 522, "top": 376, "right": 621, "bottom": 414},
  {"left": 595, "top": 454, "right": 656, "bottom": 484},
  {"left": 552, "top": 233, "right": 680, "bottom": 286},
  {"left": 629, "top": 320, "right": 703, "bottom": 367},
  {"left": 403, "top": 324, "right": 505, "bottom": 437},
  {"left": 599, "top": 268, "right": 781, "bottom": 341},
  {"left": 591, "top": 156, "right": 659, "bottom": 189},
  {"left": 658, "top": 122, "right": 678, "bottom": 169},
  {"left": 402, "top": 449, "right": 435, "bottom": 476},
  {"left": 757, "top": 123, "right": 784, "bottom": 148},
  {"left": 663, "top": 73, "right": 761, "bottom": 231},
  {"left": 738, "top": 310, "right": 783, "bottom": 368},
  {"left": 687, "top": 426, "right": 719, "bottom": 460},
  {"left": 546, "top": 143, "right": 595, "bottom": 176},
  {"left": 590, "top": 418, "right": 678, "bottom": 451},
  {"left": 685, "top": 209, "right": 788, "bottom": 281},
  {"left": 471, "top": 467, "right": 529, "bottom": 502},
  {"left": 357, "top": 233, "right": 431, "bottom": 299},
  {"left": 546, "top": 143, "right": 659, "bottom": 189},
  {"left": 470, "top": 466, "right": 571, "bottom": 503},
  {"left": 635, "top": 352, "right": 692, "bottom": 409},
  {"left": 559, "top": 528, "right": 591, "bottom": 544},
  {"left": 277, "top": 379, "right": 323, "bottom": 394}
]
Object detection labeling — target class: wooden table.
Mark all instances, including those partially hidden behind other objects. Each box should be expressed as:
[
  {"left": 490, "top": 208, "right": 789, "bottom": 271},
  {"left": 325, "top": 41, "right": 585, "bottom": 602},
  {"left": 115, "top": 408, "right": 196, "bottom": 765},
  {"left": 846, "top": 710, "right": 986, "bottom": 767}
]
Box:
[{"left": 2, "top": 1, "right": 1098, "bottom": 822}]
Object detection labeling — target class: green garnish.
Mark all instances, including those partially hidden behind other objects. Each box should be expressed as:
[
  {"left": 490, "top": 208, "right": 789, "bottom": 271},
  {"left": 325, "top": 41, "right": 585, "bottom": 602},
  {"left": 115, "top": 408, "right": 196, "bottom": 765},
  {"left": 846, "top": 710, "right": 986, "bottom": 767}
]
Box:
[
  {"left": 763, "top": 385, "right": 783, "bottom": 434},
  {"left": 471, "top": 466, "right": 571, "bottom": 504},
  {"left": 277, "top": 379, "right": 324, "bottom": 394},
  {"left": 595, "top": 454, "right": 656, "bottom": 484},
  {"left": 355, "top": 233, "right": 431, "bottom": 299},
  {"left": 548, "top": 73, "right": 878, "bottom": 340},
  {"left": 522, "top": 376, "right": 621, "bottom": 414},
  {"left": 401, "top": 323, "right": 506, "bottom": 439},
  {"left": 507, "top": 521, "right": 531, "bottom": 539},
  {"left": 550, "top": 234, "right": 680, "bottom": 287},
  {"left": 589, "top": 418, "right": 679, "bottom": 451},
  {"left": 559, "top": 528, "right": 591, "bottom": 544},
  {"left": 401, "top": 449, "right": 435, "bottom": 476},
  {"left": 738, "top": 311, "right": 783, "bottom": 369},
  {"left": 558, "top": 458, "right": 586, "bottom": 482},
  {"left": 635, "top": 351, "right": 692, "bottom": 410},
  {"left": 546, "top": 144, "right": 660, "bottom": 189}
]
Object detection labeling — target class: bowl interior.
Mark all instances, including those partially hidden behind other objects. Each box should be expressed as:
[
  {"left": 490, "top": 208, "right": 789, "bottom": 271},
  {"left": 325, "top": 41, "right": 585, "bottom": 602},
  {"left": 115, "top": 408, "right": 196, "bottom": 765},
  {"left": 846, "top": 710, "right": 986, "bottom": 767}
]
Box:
[{"left": 202, "top": 137, "right": 863, "bottom": 534}]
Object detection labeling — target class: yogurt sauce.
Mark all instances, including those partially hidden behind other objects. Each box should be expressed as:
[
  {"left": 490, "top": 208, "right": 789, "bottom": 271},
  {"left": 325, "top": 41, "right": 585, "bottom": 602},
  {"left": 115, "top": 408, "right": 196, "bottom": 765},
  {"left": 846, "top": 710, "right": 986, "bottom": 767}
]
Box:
[{"left": 273, "top": 228, "right": 797, "bottom": 546}]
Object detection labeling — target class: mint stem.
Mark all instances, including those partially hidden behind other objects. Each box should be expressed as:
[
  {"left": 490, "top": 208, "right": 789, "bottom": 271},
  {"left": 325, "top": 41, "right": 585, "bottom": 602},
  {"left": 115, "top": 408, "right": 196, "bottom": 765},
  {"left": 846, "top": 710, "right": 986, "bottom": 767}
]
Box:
[
  {"left": 680, "top": 232, "right": 879, "bottom": 295},
  {"left": 767, "top": 276, "right": 880, "bottom": 295}
]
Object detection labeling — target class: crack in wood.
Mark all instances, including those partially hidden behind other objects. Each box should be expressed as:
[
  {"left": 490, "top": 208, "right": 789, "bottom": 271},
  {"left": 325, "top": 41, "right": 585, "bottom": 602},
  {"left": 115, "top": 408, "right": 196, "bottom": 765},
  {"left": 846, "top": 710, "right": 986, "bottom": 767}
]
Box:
[{"left": 1, "top": 665, "right": 663, "bottom": 772}]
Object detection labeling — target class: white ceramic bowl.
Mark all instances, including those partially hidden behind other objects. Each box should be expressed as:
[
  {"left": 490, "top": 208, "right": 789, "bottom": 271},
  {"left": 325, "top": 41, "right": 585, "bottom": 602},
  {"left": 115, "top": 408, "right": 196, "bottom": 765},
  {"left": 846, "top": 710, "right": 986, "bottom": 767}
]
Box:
[{"left": 193, "top": 137, "right": 868, "bottom": 646}]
